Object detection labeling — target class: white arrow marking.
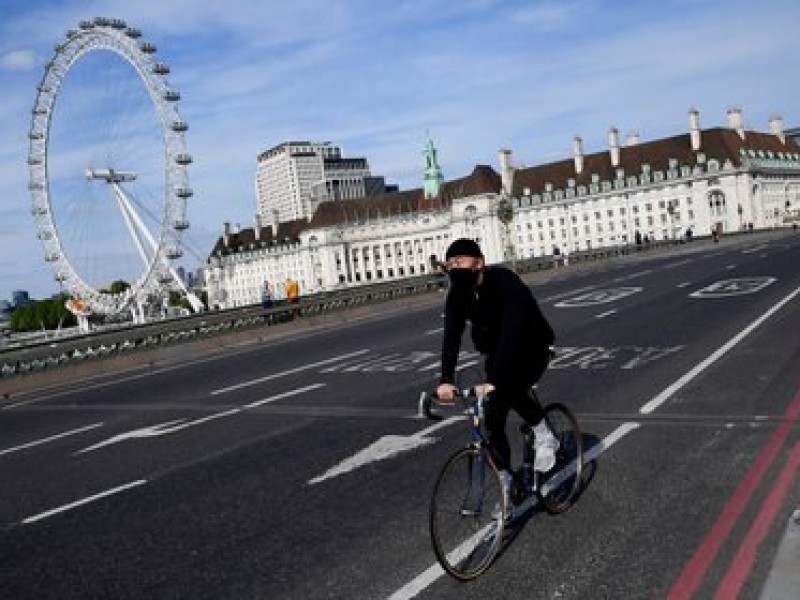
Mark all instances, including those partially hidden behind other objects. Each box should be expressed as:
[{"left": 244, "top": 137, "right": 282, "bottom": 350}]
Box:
[
  {"left": 76, "top": 419, "right": 188, "bottom": 454},
  {"left": 77, "top": 384, "right": 325, "bottom": 454},
  {"left": 308, "top": 416, "right": 464, "bottom": 485}
]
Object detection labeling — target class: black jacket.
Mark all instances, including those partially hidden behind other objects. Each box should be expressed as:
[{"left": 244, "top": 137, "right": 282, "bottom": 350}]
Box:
[{"left": 440, "top": 266, "right": 554, "bottom": 388}]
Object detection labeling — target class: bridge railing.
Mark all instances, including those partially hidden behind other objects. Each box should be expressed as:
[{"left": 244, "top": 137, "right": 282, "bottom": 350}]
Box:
[{"left": 0, "top": 237, "right": 682, "bottom": 381}]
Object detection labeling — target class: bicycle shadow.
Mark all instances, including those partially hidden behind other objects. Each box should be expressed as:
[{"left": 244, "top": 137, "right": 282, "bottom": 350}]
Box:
[{"left": 493, "top": 430, "right": 601, "bottom": 560}]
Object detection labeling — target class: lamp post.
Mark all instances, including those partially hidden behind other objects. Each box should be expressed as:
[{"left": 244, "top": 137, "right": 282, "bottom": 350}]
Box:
[{"left": 496, "top": 195, "right": 515, "bottom": 266}]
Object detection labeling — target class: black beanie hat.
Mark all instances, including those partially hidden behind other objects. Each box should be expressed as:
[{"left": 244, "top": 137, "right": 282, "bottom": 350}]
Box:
[{"left": 445, "top": 238, "right": 483, "bottom": 260}]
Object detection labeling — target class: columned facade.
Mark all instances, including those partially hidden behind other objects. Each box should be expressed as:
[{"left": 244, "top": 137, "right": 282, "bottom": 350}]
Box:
[{"left": 207, "top": 110, "right": 800, "bottom": 309}]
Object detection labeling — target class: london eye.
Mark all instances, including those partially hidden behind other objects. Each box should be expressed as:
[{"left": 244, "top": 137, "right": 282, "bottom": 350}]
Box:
[{"left": 28, "top": 17, "right": 201, "bottom": 330}]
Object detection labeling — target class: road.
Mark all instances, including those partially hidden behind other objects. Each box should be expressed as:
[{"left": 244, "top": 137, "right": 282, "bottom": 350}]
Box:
[{"left": 1, "top": 230, "right": 799, "bottom": 599}]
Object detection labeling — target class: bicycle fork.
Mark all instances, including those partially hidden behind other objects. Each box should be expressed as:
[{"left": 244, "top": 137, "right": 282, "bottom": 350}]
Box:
[{"left": 460, "top": 447, "right": 490, "bottom": 517}]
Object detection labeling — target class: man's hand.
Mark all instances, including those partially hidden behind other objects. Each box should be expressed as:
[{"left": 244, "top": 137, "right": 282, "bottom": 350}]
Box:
[
  {"left": 474, "top": 383, "right": 495, "bottom": 399},
  {"left": 436, "top": 383, "right": 458, "bottom": 403}
]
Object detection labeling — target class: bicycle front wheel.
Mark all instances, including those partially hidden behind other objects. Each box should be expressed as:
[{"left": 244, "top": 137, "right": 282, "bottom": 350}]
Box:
[
  {"left": 539, "top": 403, "right": 584, "bottom": 514},
  {"left": 429, "top": 446, "right": 506, "bottom": 580}
]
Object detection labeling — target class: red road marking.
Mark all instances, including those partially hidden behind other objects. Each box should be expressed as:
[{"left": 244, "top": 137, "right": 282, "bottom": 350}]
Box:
[
  {"left": 666, "top": 388, "right": 800, "bottom": 600},
  {"left": 713, "top": 440, "right": 800, "bottom": 599}
]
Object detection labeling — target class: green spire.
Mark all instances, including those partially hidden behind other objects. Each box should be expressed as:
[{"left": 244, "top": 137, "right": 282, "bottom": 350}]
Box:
[{"left": 423, "top": 134, "right": 444, "bottom": 199}]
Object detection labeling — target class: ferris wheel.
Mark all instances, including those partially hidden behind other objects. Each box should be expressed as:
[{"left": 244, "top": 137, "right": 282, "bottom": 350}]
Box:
[{"left": 28, "top": 17, "right": 202, "bottom": 329}]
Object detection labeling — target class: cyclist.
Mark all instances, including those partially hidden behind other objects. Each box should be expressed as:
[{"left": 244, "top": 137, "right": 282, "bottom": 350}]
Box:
[{"left": 436, "top": 238, "right": 558, "bottom": 512}]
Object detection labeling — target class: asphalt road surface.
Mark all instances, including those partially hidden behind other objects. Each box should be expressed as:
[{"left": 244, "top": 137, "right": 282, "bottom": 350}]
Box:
[{"left": 2, "top": 230, "right": 799, "bottom": 599}]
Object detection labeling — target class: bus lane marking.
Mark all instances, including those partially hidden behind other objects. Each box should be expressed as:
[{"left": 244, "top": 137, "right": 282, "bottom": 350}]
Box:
[
  {"left": 554, "top": 287, "right": 642, "bottom": 308},
  {"left": 665, "top": 387, "right": 800, "bottom": 600}
]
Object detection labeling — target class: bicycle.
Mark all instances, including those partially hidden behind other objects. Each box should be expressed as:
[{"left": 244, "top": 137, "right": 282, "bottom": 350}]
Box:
[{"left": 419, "top": 386, "right": 584, "bottom": 580}]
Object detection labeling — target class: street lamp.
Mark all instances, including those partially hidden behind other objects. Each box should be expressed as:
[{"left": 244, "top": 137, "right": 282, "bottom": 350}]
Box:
[
  {"left": 496, "top": 196, "right": 515, "bottom": 265},
  {"left": 666, "top": 200, "right": 676, "bottom": 240}
]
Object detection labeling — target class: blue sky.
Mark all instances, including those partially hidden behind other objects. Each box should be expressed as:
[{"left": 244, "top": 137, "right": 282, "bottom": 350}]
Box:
[{"left": 1, "top": 0, "right": 798, "bottom": 302}]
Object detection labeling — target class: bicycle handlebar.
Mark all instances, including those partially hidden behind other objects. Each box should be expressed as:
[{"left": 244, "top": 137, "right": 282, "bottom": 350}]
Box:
[{"left": 418, "top": 388, "right": 478, "bottom": 421}]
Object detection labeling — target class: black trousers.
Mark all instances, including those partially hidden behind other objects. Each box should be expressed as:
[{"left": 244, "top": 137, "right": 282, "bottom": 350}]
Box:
[{"left": 483, "top": 352, "right": 549, "bottom": 471}]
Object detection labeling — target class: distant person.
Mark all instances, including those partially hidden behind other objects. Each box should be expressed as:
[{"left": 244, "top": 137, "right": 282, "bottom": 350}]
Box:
[
  {"left": 285, "top": 278, "right": 299, "bottom": 304},
  {"left": 436, "top": 238, "right": 557, "bottom": 516},
  {"left": 262, "top": 281, "right": 274, "bottom": 309}
]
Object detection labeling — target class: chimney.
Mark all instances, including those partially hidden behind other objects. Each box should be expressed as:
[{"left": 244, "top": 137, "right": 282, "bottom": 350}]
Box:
[
  {"left": 769, "top": 114, "right": 785, "bottom": 143},
  {"left": 689, "top": 107, "right": 701, "bottom": 151},
  {"left": 268, "top": 209, "right": 280, "bottom": 235},
  {"left": 498, "top": 148, "right": 514, "bottom": 196},
  {"left": 608, "top": 127, "right": 620, "bottom": 167},
  {"left": 626, "top": 131, "right": 640, "bottom": 146},
  {"left": 254, "top": 214, "right": 263, "bottom": 241},
  {"left": 223, "top": 221, "right": 231, "bottom": 246},
  {"left": 573, "top": 136, "right": 584, "bottom": 174},
  {"left": 727, "top": 107, "right": 745, "bottom": 139}
]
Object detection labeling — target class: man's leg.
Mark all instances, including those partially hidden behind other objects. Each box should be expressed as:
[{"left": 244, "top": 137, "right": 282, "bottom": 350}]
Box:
[{"left": 483, "top": 393, "right": 512, "bottom": 471}]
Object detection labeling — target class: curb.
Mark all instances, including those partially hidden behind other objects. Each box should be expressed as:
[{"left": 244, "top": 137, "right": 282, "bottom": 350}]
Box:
[{"left": 759, "top": 508, "right": 800, "bottom": 599}]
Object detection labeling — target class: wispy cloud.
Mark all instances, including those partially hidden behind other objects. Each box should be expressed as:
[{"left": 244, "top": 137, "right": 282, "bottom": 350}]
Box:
[{"left": 1, "top": 49, "right": 36, "bottom": 71}]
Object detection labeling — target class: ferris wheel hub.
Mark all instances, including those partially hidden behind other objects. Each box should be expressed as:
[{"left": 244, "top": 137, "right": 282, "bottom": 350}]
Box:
[{"left": 85, "top": 168, "right": 137, "bottom": 183}]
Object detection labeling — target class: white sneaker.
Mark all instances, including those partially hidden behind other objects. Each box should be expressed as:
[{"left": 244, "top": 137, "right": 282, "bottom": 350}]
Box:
[{"left": 533, "top": 420, "right": 560, "bottom": 472}]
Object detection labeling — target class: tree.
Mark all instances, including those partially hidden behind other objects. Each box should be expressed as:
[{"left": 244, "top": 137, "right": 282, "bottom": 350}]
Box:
[
  {"left": 9, "top": 296, "right": 77, "bottom": 332},
  {"left": 102, "top": 280, "right": 130, "bottom": 295}
]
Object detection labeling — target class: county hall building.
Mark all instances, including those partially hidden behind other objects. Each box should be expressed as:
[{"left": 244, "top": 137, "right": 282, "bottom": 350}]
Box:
[{"left": 204, "top": 108, "right": 800, "bottom": 309}]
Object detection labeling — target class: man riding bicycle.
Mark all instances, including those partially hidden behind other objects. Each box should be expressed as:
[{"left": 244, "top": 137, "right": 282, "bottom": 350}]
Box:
[{"left": 436, "top": 238, "right": 558, "bottom": 511}]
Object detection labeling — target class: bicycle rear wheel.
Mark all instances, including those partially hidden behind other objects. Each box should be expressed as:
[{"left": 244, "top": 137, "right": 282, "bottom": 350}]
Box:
[
  {"left": 429, "top": 446, "right": 506, "bottom": 580},
  {"left": 539, "top": 403, "right": 584, "bottom": 514}
]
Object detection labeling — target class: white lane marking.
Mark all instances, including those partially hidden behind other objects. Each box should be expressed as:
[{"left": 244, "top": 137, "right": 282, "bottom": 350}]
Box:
[
  {"left": 555, "top": 287, "right": 642, "bottom": 308},
  {"left": 388, "top": 422, "right": 640, "bottom": 599},
  {"left": 742, "top": 244, "right": 769, "bottom": 254},
  {"left": 726, "top": 264, "right": 737, "bottom": 270},
  {"left": 677, "top": 282, "right": 691, "bottom": 288},
  {"left": 640, "top": 284, "right": 800, "bottom": 414},
  {"left": 0, "top": 423, "right": 103, "bottom": 457},
  {"left": 595, "top": 309, "right": 617, "bottom": 319},
  {"left": 77, "top": 384, "right": 325, "bottom": 454},
  {"left": 425, "top": 327, "right": 444, "bottom": 336},
  {"left": 622, "top": 269, "right": 654, "bottom": 280},
  {"left": 210, "top": 350, "right": 368, "bottom": 395},
  {"left": 243, "top": 383, "right": 326, "bottom": 409},
  {"left": 543, "top": 285, "right": 598, "bottom": 303},
  {"left": 689, "top": 277, "right": 776, "bottom": 298},
  {"left": 21, "top": 479, "right": 147, "bottom": 525},
  {"left": 308, "top": 416, "right": 465, "bottom": 485}
]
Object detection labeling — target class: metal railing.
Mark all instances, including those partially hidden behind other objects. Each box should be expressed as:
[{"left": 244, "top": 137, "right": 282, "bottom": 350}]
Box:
[{"left": 1, "top": 237, "right": 682, "bottom": 381}]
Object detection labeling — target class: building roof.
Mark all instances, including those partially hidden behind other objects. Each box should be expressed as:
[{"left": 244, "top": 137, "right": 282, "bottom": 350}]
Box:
[
  {"left": 210, "top": 164, "right": 502, "bottom": 257},
  {"left": 511, "top": 127, "right": 800, "bottom": 196}
]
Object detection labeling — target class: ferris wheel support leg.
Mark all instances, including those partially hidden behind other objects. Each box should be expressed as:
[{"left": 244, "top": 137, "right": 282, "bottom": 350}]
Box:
[
  {"left": 111, "top": 184, "right": 152, "bottom": 269},
  {"left": 112, "top": 184, "right": 203, "bottom": 313},
  {"left": 131, "top": 302, "right": 146, "bottom": 325}
]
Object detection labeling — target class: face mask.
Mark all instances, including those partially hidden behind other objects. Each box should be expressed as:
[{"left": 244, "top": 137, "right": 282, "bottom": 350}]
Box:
[{"left": 448, "top": 268, "right": 480, "bottom": 290}]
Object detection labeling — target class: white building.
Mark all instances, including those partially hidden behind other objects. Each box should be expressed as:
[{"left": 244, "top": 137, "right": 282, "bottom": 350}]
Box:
[
  {"left": 206, "top": 109, "right": 800, "bottom": 309},
  {"left": 255, "top": 141, "right": 390, "bottom": 223}
]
